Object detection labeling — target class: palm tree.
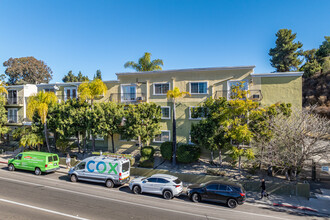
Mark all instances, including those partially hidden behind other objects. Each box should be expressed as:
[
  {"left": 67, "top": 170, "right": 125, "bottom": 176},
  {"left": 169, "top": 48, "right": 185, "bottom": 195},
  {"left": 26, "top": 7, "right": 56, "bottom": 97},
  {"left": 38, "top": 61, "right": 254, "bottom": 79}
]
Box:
[
  {"left": 124, "top": 52, "right": 164, "bottom": 71},
  {"left": 78, "top": 78, "right": 107, "bottom": 151},
  {"left": 167, "top": 87, "right": 190, "bottom": 166},
  {"left": 27, "top": 91, "right": 58, "bottom": 152}
]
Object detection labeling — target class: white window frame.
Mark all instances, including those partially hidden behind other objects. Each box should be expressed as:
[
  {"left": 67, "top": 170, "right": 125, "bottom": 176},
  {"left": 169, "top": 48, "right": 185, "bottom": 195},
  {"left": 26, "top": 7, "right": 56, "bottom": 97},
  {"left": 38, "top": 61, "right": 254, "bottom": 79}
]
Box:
[
  {"left": 189, "top": 106, "right": 206, "bottom": 120},
  {"left": 227, "top": 80, "right": 249, "bottom": 99},
  {"left": 189, "top": 81, "right": 208, "bottom": 95},
  {"left": 161, "top": 106, "right": 171, "bottom": 119},
  {"left": 153, "top": 82, "right": 170, "bottom": 95},
  {"left": 153, "top": 130, "right": 171, "bottom": 143},
  {"left": 8, "top": 108, "right": 18, "bottom": 123},
  {"left": 64, "top": 87, "right": 77, "bottom": 101},
  {"left": 120, "top": 84, "right": 137, "bottom": 102}
]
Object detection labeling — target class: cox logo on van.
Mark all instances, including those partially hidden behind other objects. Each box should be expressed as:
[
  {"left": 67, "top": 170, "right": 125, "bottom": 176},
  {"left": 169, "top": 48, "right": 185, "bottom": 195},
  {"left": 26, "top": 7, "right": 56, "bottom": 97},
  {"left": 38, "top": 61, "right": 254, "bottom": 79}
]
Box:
[{"left": 86, "top": 160, "right": 118, "bottom": 174}]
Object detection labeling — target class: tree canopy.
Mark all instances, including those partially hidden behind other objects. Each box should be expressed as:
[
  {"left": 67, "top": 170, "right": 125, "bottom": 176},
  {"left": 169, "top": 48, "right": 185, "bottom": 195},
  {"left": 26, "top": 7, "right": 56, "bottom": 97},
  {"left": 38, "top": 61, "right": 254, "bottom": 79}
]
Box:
[
  {"left": 3, "top": 56, "right": 53, "bottom": 85},
  {"left": 94, "top": 70, "right": 102, "bottom": 80},
  {"left": 124, "top": 52, "right": 164, "bottom": 71},
  {"left": 78, "top": 78, "right": 107, "bottom": 105},
  {"left": 62, "top": 70, "right": 89, "bottom": 82},
  {"left": 269, "top": 29, "right": 303, "bottom": 72}
]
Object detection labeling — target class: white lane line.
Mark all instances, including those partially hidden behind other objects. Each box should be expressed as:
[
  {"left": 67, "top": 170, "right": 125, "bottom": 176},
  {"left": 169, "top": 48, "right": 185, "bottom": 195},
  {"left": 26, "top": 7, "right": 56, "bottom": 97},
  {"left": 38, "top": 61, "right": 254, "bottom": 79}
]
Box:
[
  {"left": 0, "top": 176, "right": 288, "bottom": 220},
  {"left": 0, "top": 198, "right": 89, "bottom": 220}
]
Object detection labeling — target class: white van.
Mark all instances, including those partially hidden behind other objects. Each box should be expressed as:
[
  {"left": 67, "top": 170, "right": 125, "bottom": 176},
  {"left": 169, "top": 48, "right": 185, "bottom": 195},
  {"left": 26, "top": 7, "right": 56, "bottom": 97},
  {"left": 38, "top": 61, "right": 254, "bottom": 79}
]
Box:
[{"left": 68, "top": 156, "right": 130, "bottom": 188}]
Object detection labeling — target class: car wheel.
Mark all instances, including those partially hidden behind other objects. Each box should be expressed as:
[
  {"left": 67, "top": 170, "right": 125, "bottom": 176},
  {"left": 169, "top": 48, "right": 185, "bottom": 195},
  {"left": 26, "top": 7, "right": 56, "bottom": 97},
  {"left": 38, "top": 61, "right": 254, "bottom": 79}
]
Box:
[
  {"left": 34, "top": 167, "right": 41, "bottom": 175},
  {"left": 105, "top": 179, "right": 114, "bottom": 188},
  {"left": 133, "top": 185, "right": 141, "bottom": 194},
  {"left": 8, "top": 164, "right": 15, "bottom": 171},
  {"left": 70, "top": 174, "right": 78, "bottom": 182},
  {"left": 227, "top": 198, "right": 238, "bottom": 208},
  {"left": 191, "top": 193, "right": 201, "bottom": 203},
  {"left": 163, "top": 190, "right": 173, "bottom": 200}
]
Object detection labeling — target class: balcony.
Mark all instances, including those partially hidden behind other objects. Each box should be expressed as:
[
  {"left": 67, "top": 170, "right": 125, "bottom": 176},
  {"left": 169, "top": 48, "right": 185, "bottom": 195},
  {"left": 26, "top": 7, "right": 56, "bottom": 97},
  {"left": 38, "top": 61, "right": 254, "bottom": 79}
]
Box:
[
  {"left": 109, "top": 93, "right": 146, "bottom": 104},
  {"left": 214, "top": 90, "right": 263, "bottom": 101},
  {"left": 5, "top": 96, "right": 24, "bottom": 106}
]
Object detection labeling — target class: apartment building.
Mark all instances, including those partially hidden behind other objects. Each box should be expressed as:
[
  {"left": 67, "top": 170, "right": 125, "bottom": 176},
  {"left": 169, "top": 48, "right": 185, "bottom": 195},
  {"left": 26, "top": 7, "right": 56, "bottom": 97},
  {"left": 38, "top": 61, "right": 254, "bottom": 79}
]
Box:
[{"left": 4, "top": 66, "right": 303, "bottom": 153}]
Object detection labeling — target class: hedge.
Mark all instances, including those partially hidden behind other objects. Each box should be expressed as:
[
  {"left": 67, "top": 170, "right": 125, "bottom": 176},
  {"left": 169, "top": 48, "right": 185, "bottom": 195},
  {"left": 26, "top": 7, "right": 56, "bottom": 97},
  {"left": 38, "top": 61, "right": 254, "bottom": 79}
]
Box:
[
  {"left": 177, "top": 144, "right": 201, "bottom": 163},
  {"left": 160, "top": 141, "right": 172, "bottom": 160},
  {"left": 139, "top": 156, "right": 154, "bottom": 168},
  {"left": 140, "top": 146, "right": 155, "bottom": 157}
]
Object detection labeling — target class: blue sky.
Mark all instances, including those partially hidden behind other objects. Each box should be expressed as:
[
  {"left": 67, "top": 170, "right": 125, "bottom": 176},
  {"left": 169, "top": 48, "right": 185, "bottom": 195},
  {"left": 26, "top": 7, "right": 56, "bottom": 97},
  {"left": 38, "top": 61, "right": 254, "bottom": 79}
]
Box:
[{"left": 0, "top": 0, "right": 329, "bottom": 83}]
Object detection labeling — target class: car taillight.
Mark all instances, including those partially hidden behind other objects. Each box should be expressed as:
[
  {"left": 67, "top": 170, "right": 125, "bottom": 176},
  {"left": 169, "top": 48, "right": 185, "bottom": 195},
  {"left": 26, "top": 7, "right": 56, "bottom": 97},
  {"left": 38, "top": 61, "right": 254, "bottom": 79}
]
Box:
[
  {"left": 45, "top": 164, "right": 48, "bottom": 168},
  {"left": 175, "top": 185, "right": 181, "bottom": 188},
  {"left": 240, "top": 193, "right": 246, "bottom": 197},
  {"left": 119, "top": 173, "right": 122, "bottom": 180}
]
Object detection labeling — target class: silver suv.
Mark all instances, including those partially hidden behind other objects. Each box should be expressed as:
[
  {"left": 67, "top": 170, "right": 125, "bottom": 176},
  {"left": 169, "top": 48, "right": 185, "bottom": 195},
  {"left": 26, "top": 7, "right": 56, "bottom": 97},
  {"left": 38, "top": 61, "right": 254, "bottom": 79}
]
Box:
[{"left": 129, "top": 174, "right": 183, "bottom": 199}]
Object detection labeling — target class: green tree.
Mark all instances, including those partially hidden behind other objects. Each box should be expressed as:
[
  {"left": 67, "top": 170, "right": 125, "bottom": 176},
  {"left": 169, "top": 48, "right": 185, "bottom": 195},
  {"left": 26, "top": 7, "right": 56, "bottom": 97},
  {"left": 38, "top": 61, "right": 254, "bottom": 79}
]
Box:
[
  {"left": 167, "top": 87, "right": 191, "bottom": 166},
  {"left": 3, "top": 57, "right": 52, "bottom": 85},
  {"left": 97, "top": 102, "right": 124, "bottom": 153},
  {"left": 315, "top": 36, "right": 330, "bottom": 63},
  {"left": 94, "top": 70, "right": 102, "bottom": 80},
  {"left": 0, "top": 82, "right": 9, "bottom": 137},
  {"left": 299, "top": 49, "right": 322, "bottom": 77},
  {"left": 269, "top": 29, "right": 303, "bottom": 72},
  {"left": 124, "top": 52, "right": 164, "bottom": 71},
  {"left": 122, "top": 103, "right": 162, "bottom": 148},
  {"left": 191, "top": 97, "right": 230, "bottom": 166},
  {"left": 27, "top": 91, "right": 58, "bottom": 152},
  {"left": 62, "top": 71, "right": 89, "bottom": 82}
]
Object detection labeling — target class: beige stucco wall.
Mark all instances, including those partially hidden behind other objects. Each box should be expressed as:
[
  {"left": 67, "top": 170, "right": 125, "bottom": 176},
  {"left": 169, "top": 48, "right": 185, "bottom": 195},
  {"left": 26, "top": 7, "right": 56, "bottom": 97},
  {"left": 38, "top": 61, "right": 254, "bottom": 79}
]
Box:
[{"left": 258, "top": 76, "right": 302, "bottom": 109}]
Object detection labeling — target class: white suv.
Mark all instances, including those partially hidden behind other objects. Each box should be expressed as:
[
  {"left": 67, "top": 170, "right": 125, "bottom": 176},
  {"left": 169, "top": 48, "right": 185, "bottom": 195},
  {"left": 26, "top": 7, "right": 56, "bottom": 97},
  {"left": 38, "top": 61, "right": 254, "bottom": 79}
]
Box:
[{"left": 129, "top": 174, "right": 183, "bottom": 199}]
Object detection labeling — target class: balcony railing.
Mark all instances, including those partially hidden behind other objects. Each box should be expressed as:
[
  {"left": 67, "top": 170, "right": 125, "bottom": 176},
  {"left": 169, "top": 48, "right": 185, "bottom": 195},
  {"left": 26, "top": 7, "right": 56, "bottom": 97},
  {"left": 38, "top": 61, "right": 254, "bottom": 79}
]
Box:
[
  {"left": 5, "top": 96, "right": 24, "bottom": 105},
  {"left": 214, "top": 90, "right": 263, "bottom": 101},
  {"left": 7, "top": 115, "right": 24, "bottom": 124},
  {"left": 109, "top": 93, "right": 146, "bottom": 104}
]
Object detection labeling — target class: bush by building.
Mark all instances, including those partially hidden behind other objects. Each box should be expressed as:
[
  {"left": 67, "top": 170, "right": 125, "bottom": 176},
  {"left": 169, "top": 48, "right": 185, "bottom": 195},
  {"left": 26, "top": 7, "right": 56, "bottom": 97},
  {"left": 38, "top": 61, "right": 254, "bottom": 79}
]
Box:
[
  {"left": 176, "top": 144, "right": 201, "bottom": 163},
  {"left": 139, "top": 146, "right": 155, "bottom": 168},
  {"left": 160, "top": 141, "right": 172, "bottom": 160}
]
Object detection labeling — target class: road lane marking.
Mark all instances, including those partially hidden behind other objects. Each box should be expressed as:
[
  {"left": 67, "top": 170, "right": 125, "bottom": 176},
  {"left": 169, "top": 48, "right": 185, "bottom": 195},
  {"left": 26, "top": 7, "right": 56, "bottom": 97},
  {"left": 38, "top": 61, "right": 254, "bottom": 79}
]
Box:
[
  {"left": 0, "top": 175, "right": 289, "bottom": 220},
  {"left": 0, "top": 198, "right": 89, "bottom": 220}
]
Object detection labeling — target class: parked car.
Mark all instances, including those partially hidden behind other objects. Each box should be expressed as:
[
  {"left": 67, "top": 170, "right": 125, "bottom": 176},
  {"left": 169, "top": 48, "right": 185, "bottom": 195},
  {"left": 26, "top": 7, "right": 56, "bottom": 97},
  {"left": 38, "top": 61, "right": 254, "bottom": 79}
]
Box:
[
  {"left": 187, "top": 180, "right": 246, "bottom": 208},
  {"left": 68, "top": 156, "right": 130, "bottom": 188},
  {"left": 8, "top": 151, "right": 60, "bottom": 175},
  {"left": 129, "top": 174, "right": 183, "bottom": 199}
]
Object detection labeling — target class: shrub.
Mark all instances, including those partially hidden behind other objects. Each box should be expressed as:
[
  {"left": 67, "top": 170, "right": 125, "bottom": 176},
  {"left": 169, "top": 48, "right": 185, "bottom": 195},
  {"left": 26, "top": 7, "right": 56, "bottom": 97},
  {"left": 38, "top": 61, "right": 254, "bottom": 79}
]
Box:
[
  {"left": 177, "top": 144, "right": 201, "bottom": 163},
  {"left": 160, "top": 141, "right": 172, "bottom": 160},
  {"left": 141, "top": 146, "right": 155, "bottom": 157},
  {"left": 139, "top": 156, "right": 154, "bottom": 168}
]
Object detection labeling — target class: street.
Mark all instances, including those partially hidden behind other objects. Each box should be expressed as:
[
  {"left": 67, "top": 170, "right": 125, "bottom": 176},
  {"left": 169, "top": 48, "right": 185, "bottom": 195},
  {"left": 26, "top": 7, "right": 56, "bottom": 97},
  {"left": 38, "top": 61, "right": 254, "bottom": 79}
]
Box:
[{"left": 0, "top": 164, "right": 324, "bottom": 220}]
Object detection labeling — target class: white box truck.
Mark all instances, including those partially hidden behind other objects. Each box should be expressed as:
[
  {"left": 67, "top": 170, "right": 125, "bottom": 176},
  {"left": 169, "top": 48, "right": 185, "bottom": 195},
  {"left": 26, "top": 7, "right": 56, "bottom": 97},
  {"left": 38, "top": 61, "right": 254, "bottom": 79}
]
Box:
[{"left": 68, "top": 156, "right": 130, "bottom": 188}]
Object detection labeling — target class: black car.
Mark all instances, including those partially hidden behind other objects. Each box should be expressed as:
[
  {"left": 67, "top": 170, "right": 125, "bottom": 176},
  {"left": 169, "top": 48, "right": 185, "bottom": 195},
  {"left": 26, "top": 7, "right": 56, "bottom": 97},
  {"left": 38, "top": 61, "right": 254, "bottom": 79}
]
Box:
[{"left": 187, "top": 180, "right": 246, "bottom": 208}]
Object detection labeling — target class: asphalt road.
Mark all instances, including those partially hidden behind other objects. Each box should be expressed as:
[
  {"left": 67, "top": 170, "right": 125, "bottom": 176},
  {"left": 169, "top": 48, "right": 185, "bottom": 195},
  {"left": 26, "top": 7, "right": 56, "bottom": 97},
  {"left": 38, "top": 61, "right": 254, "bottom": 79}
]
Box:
[{"left": 0, "top": 165, "right": 322, "bottom": 220}]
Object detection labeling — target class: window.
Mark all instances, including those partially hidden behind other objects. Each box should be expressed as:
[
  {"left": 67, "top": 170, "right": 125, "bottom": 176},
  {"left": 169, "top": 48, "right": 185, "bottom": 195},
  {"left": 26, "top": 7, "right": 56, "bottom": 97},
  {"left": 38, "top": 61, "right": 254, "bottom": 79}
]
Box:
[
  {"left": 147, "top": 177, "right": 158, "bottom": 183},
  {"left": 77, "top": 162, "right": 86, "bottom": 170},
  {"left": 53, "top": 155, "right": 58, "bottom": 161},
  {"left": 48, "top": 156, "right": 53, "bottom": 162},
  {"left": 44, "top": 88, "right": 55, "bottom": 93},
  {"left": 206, "top": 184, "right": 219, "bottom": 190},
  {"left": 8, "top": 108, "right": 18, "bottom": 123},
  {"left": 227, "top": 80, "right": 248, "bottom": 99},
  {"left": 119, "top": 135, "right": 138, "bottom": 142},
  {"left": 154, "top": 131, "right": 170, "bottom": 143},
  {"left": 189, "top": 107, "right": 206, "bottom": 120},
  {"left": 121, "top": 85, "right": 136, "bottom": 101},
  {"left": 161, "top": 107, "right": 170, "bottom": 119},
  {"left": 122, "top": 162, "right": 130, "bottom": 173},
  {"left": 157, "top": 178, "right": 170, "bottom": 183},
  {"left": 190, "top": 82, "right": 207, "bottom": 94},
  {"left": 64, "top": 87, "right": 77, "bottom": 101},
  {"left": 16, "top": 154, "right": 22, "bottom": 160},
  {"left": 153, "top": 83, "right": 170, "bottom": 95},
  {"left": 219, "top": 185, "right": 228, "bottom": 191},
  {"left": 173, "top": 179, "right": 181, "bottom": 184},
  {"left": 7, "top": 90, "right": 17, "bottom": 104}
]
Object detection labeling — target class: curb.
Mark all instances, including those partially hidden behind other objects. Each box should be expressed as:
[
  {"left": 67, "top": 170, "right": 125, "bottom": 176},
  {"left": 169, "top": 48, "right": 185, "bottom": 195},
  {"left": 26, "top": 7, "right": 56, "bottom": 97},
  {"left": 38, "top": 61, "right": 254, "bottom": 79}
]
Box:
[
  {"left": 273, "top": 203, "right": 318, "bottom": 213},
  {"left": 0, "top": 161, "right": 8, "bottom": 164}
]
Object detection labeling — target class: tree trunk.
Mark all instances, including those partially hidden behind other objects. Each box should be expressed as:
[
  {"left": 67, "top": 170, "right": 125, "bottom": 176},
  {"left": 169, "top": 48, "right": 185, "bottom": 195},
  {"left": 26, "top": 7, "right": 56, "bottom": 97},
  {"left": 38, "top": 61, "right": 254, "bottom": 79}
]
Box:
[
  {"left": 54, "top": 132, "right": 58, "bottom": 152},
  {"left": 44, "top": 122, "right": 50, "bottom": 153},
  {"left": 238, "top": 155, "right": 241, "bottom": 172},
  {"left": 210, "top": 151, "right": 214, "bottom": 162},
  {"left": 83, "top": 132, "right": 87, "bottom": 152},
  {"left": 92, "top": 136, "right": 95, "bottom": 152},
  {"left": 218, "top": 148, "right": 222, "bottom": 167},
  {"left": 77, "top": 132, "right": 80, "bottom": 153},
  {"left": 111, "top": 133, "right": 115, "bottom": 153},
  {"left": 259, "top": 145, "right": 265, "bottom": 170},
  {"left": 172, "top": 100, "right": 177, "bottom": 167}
]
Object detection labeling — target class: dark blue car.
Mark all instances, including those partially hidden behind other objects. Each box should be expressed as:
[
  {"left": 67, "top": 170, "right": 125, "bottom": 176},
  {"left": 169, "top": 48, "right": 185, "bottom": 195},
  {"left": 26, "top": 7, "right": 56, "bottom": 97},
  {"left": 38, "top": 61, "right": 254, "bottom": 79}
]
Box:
[{"left": 187, "top": 180, "right": 246, "bottom": 208}]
